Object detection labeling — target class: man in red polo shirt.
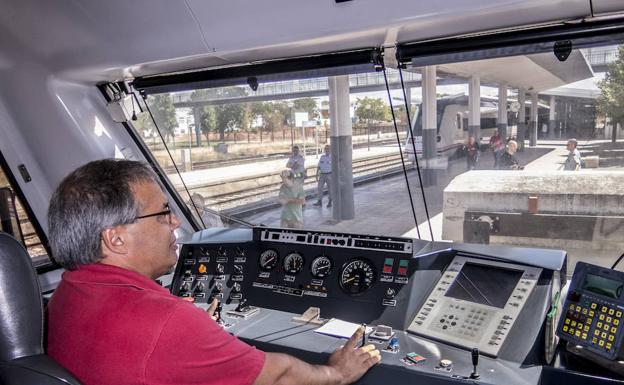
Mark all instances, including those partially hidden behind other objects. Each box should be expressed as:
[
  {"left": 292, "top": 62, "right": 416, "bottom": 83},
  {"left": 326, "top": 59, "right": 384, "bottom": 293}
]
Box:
[{"left": 46, "top": 159, "right": 380, "bottom": 385}]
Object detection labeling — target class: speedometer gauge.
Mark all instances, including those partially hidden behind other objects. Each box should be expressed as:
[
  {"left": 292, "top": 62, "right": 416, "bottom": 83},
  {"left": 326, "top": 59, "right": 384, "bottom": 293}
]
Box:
[
  {"left": 340, "top": 259, "right": 376, "bottom": 295},
  {"left": 283, "top": 252, "right": 304, "bottom": 274},
  {"left": 310, "top": 255, "right": 332, "bottom": 278},
  {"left": 259, "top": 249, "right": 279, "bottom": 271}
]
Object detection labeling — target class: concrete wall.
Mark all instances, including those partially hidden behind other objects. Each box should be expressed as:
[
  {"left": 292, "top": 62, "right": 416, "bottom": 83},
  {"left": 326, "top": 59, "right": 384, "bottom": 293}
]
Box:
[{"left": 443, "top": 170, "right": 624, "bottom": 268}]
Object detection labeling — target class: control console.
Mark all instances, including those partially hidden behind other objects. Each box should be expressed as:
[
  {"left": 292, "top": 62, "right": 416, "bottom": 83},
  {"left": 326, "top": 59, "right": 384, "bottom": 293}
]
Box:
[
  {"left": 171, "top": 227, "right": 568, "bottom": 385},
  {"left": 407, "top": 255, "right": 541, "bottom": 357},
  {"left": 558, "top": 261, "right": 624, "bottom": 362}
]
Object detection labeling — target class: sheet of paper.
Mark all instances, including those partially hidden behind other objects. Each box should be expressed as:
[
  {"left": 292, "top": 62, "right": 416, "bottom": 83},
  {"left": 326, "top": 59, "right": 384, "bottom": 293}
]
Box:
[{"left": 314, "top": 318, "right": 373, "bottom": 339}]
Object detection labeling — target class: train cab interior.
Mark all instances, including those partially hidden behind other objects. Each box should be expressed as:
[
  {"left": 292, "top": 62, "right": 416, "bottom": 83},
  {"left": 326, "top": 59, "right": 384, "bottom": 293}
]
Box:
[{"left": 2, "top": 1, "right": 624, "bottom": 384}]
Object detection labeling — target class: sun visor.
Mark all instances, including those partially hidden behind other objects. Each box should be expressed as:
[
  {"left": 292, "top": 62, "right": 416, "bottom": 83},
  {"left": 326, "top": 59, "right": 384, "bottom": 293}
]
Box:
[
  {"left": 133, "top": 49, "right": 382, "bottom": 95},
  {"left": 397, "top": 17, "right": 624, "bottom": 67}
]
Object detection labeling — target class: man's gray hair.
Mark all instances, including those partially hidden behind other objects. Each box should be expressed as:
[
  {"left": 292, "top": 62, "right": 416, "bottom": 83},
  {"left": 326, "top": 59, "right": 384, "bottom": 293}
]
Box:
[{"left": 47, "top": 159, "right": 161, "bottom": 270}]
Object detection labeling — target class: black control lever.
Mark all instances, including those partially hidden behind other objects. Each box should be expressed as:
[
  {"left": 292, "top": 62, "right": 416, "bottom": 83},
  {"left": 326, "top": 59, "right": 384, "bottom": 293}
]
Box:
[
  {"left": 235, "top": 298, "right": 248, "bottom": 313},
  {"left": 215, "top": 300, "right": 223, "bottom": 323},
  {"left": 470, "top": 348, "right": 480, "bottom": 379}
]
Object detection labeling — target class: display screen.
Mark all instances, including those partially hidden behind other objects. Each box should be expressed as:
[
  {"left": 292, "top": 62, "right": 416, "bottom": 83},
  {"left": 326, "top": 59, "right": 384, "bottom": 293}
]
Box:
[
  {"left": 583, "top": 273, "right": 623, "bottom": 299},
  {"left": 445, "top": 263, "right": 524, "bottom": 309}
]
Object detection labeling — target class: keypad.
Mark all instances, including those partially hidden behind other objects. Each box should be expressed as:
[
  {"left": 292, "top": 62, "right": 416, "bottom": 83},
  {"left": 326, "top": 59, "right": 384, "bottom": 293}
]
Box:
[
  {"left": 562, "top": 301, "right": 622, "bottom": 353},
  {"left": 431, "top": 304, "right": 492, "bottom": 340}
]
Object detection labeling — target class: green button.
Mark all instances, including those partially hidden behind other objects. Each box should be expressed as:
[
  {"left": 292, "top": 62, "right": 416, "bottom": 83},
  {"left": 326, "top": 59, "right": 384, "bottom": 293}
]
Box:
[
  {"left": 399, "top": 260, "right": 409, "bottom": 267},
  {"left": 384, "top": 258, "right": 394, "bottom": 266}
]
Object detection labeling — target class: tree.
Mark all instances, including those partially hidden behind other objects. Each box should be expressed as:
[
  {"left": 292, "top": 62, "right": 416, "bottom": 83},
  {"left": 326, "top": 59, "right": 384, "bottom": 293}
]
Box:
[
  {"left": 354, "top": 97, "right": 391, "bottom": 124},
  {"left": 144, "top": 94, "right": 178, "bottom": 143},
  {"left": 190, "top": 87, "right": 251, "bottom": 142},
  {"left": 293, "top": 98, "right": 319, "bottom": 120},
  {"left": 215, "top": 103, "right": 244, "bottom": 141},
  {"left": 261, "top": 102, "right": 287, "bottom": 141},
  {"left": 199, "top": 105, "right": 217, "bottom": 144},
  {"left": 598, "top": 45, "right": 624, "bottom": 142}
]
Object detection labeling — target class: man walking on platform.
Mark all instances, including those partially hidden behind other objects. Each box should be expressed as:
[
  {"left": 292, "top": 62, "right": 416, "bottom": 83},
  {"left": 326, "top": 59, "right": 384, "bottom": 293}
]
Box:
[
  {"left": 563, "top": 138, "right": 581, "bottom": 171},
  {"left": 314, "top": 144, "right": 332, "bottom": 208},
  {"left": 286, "top": 145, "right": 306, "bottom": 184}
]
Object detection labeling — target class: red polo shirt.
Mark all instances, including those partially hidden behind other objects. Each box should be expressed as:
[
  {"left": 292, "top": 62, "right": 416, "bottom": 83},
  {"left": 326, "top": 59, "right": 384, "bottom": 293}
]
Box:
[{"left": 47, "top": 263, "right": 265, "bottom": 385}]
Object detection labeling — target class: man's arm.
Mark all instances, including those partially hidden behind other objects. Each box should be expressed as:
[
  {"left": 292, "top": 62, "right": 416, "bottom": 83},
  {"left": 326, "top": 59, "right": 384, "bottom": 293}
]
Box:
[{"left": 254, "top": 327, "right": 380, "bottom": 385}]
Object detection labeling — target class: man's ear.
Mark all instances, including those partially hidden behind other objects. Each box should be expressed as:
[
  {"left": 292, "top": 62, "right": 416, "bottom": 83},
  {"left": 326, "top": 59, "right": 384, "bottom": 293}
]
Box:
[{"left": 100, "top": 226, "right": 128, "bottom": 256}]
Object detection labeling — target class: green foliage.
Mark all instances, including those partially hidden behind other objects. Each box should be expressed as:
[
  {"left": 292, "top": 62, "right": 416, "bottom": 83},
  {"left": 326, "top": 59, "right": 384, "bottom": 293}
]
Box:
[
  {"left": 354, "top": 97, "right": 391, "bottom": 124},
  {"left": 199, "top": 105, "right": 216, "bottom": 141},
  {"left": 145, "top": 94, "right": 178, "bottom": 140},
  {"left": 215, "top": 104, "right": 244, "bottom": 141},
  {"left": 598, "top": 46, "right": 624, "bottom": 132},
  {"left": 190, "top": 87, "right": 249, "bottom": 141},
  {"left": 261, "top": 102, "right": 287, "bottom": 133},
  {"left": 293, "top": 98, "right": 319, "bottom": 120}
]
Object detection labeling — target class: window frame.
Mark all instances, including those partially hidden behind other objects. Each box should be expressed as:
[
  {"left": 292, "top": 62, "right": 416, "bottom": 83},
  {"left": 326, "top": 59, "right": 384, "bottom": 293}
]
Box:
[{"left": 0, "top": 150, "right": 58, "bottom": 273}]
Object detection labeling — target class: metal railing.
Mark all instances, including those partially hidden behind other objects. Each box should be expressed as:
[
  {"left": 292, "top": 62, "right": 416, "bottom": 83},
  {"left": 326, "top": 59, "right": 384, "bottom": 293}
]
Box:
[{"left": 169, "top": 70, "right": 421, "bottom": 104}]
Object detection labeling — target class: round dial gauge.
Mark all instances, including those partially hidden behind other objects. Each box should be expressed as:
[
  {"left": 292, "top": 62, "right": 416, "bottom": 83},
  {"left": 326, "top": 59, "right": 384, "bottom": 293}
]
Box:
[
  {"left": 283, "top": 252, "right": 305, "bottom": 274},
  {"left": 259, "top": 249, "right": 279, "bottom": 271},
  {"left": 340, "top": 259, "right": 376, "bottom": 295},
  {"left": 310, "top": 256, "right": 333, "bottom": 278}
]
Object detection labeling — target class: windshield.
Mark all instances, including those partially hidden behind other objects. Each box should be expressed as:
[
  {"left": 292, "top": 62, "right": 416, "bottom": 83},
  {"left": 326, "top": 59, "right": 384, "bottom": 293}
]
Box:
[{"left": 133, "top": 42, "right": 624, "bottom": 276}]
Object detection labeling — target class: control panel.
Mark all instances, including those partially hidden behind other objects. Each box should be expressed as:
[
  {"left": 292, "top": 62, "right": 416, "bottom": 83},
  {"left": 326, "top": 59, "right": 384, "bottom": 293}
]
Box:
[
  {"left": 172, "top": 227, "right": 416, "bottom": 324},
  {"left": 172, "top": 227, "right": 567, "bottom": 385},
  {"left": 172, "top": 242, "right": 253, "bottom": 305},
  {"left": 557, "top": 261, "right": 624, "bottom": 360},
  {"left": 257, "top": 228, "right": 414, "bottom": 254},
  {"left": 407, "top": 255, "right": 542, "bottom": 357}
]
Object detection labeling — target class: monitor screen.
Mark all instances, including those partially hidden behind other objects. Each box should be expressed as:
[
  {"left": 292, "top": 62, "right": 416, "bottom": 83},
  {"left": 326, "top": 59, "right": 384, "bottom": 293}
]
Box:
[
  {"left": 445, "top": 262, "right": 524, "bottom": 309},
  {"left": 583, "top": 273, "right": 623, "bottom": 300}
]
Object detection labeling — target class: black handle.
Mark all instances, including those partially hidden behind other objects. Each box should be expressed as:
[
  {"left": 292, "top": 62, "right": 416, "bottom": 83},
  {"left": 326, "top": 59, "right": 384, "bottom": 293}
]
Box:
[{"left": 471, "top": 348, "right": 479, "bottom": 367}]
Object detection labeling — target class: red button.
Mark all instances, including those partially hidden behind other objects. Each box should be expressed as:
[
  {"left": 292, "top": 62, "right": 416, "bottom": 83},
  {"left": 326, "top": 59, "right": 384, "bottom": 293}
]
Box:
[
  {"left": 398, "top": 267, "right": 407, "bottom": 276},
  {"left": 383, "top": 266, "right": 392, "bottom": 274}
]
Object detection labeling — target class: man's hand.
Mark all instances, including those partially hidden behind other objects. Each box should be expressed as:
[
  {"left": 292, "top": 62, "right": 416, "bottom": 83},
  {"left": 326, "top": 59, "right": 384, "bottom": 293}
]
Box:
[
  {"left": 327, "top": 326, "right": 381, "bottom": 385},
  {"left": 207, "top": 298, "right": 219, "bottom": 321}
]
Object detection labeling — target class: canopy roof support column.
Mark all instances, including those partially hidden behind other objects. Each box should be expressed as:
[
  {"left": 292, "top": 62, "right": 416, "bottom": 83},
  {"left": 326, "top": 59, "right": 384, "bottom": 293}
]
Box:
[
  {"left": 498, "top": 83, "right": 508, "bottom": 140},
  {"left": 468, "top": 75, "right": 481, "bottom": 142},
  {"left": 549, "top": 96, "right": 557, "bottom": 139},
  {"left": 529, "top": 92, "right": 538, "bottom": 147},
  {"left": 517, "top": 89, "right": 526, "bottom": 151},
  {"left": 422, "top": 66, "right": 438, "bottom": 186},
  {"left": 328, "top": 75, "right": 354, "bottom": 220}
]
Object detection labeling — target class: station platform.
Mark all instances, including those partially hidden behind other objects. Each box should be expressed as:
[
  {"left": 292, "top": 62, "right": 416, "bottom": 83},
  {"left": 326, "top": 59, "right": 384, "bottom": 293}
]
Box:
[
  {"left": 170, "top": 145, "right": 398, "bottom": 189},
  {"left": 243, "top": 145, "right": 554, "bottom": 239}
]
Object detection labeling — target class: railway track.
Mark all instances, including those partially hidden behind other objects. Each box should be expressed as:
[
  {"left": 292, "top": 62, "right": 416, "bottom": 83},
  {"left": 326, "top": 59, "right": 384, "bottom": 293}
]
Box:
[
  {"left": 189, "top": 152, "right": 410, "bottom": 212},
  {"left": 161, "top": 138, "right": 399, "bottom": 173}
]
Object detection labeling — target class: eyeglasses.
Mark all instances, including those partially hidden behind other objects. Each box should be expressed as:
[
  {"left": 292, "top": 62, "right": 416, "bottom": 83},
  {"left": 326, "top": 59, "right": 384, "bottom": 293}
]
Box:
[{"left": 133, "top": 203, "right": 172, "bottom": 224}]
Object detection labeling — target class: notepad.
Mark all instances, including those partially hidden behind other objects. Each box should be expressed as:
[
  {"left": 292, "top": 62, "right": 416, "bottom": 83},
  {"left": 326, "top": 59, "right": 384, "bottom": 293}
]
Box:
[{"left": 314, "top": 318, "right": 373, "bottom": 339}]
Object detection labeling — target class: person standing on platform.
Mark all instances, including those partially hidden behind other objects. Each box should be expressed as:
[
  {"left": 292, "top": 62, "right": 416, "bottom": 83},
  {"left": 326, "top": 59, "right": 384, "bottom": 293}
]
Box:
[
  {"left": 463, "top": 136, "right": 479, "bottom": 170},
  {"left": 489, "top": 130, "right": 504, "bottom": 169},
  {"left": 189, "top": 193, "right": 223, "bottom": 228},
  {"left": 563, "top": 138, "right": 582, "bottom": 171},
  {"left": 314, "top": 144, "right": 332, "bottom": 208},
  {"left": 286, "top": 145, "right": 306, "bottom": 185},
  {"left": 279, "top": 169, "right": 305, "bottom": 229},
  {"left": 498, "top": 140, "right": 524, "bottom": 170}
]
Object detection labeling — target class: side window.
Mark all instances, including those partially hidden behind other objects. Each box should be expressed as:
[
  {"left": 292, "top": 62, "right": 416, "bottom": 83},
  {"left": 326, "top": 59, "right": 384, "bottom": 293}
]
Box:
[{"left": 0, "top": 165, "right": 51, "bottom": 267}]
